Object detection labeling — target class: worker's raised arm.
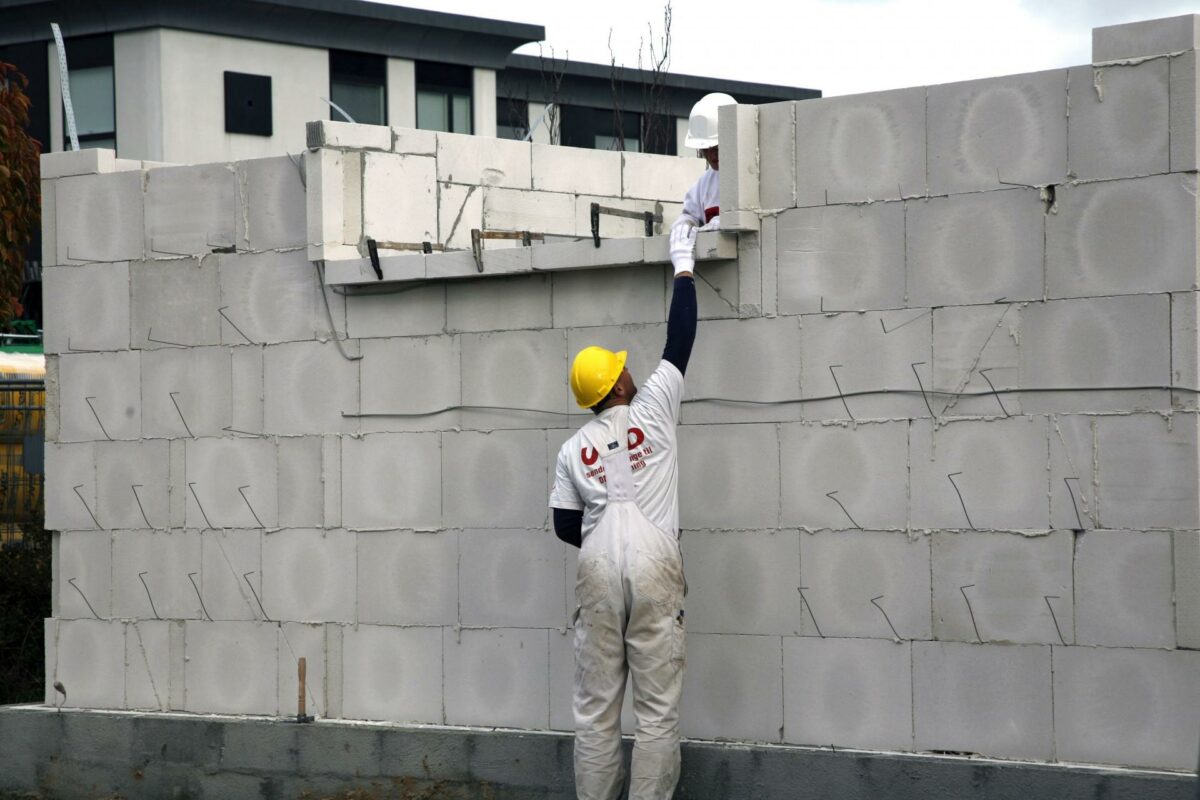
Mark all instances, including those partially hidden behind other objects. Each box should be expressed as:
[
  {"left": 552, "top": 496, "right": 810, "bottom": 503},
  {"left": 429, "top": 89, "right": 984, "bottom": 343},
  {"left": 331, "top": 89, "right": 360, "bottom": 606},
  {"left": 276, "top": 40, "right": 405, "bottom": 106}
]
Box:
[{"left": 663, "top": 224, "right": 698, "bottom": 375}]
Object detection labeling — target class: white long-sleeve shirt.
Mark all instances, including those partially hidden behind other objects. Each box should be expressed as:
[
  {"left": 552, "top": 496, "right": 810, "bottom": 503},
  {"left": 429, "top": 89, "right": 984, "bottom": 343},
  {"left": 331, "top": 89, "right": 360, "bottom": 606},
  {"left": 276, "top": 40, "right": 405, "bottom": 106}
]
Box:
[{"left": 675, "top": 168, "right": 719, "bottom": 229}]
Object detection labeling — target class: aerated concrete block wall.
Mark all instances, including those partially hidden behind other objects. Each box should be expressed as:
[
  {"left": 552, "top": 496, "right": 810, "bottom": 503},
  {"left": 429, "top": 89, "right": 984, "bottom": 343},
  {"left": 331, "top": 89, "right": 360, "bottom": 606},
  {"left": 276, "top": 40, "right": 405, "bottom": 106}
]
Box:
[{"left": 40, "top": 14, "right": 1200, "bottom": 776}]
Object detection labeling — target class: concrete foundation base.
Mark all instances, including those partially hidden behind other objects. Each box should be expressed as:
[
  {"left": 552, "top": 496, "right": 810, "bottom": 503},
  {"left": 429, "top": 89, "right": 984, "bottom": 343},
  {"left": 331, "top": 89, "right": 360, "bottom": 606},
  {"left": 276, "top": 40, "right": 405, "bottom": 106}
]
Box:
[{"left": 0, "top": 705, "right": 1194, "bottom": 799}]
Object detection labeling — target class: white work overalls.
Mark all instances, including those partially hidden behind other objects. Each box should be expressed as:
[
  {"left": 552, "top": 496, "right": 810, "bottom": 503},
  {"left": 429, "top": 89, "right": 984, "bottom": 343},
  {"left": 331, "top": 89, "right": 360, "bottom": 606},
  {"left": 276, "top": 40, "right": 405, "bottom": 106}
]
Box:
[{"left": 573, "top": 405, "right": 686, "bottom": 800}]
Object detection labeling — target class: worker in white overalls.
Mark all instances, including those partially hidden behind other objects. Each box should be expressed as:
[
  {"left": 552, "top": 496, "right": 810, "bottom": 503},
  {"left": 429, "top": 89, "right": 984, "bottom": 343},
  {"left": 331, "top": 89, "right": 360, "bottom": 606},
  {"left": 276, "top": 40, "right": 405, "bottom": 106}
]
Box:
[
  {"left": 674, "top": 92, "right": 737, "bottom": 234},
  {"left": 550, "top": 223, "right": 700, "bottom": 799}
]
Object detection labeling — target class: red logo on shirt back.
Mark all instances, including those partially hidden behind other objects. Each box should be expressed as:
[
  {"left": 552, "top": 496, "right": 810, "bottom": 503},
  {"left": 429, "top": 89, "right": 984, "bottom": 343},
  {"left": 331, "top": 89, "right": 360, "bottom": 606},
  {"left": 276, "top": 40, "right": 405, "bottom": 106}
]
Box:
[{"left": 581, "top": 427, "right": 646, "bottom": 466}]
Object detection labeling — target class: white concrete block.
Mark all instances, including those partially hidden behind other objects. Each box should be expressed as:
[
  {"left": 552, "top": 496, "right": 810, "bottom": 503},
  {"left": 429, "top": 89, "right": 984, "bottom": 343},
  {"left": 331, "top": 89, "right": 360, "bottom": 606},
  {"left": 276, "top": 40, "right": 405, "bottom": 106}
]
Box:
[
  {"left": 362, "top": 152, "right": 438, "bottom": 247},
  {"left": 932, "top": 531, "right": 1073, "bottom": 645},
  {"left": 1068, "top": 62, "right": 1169, "bottom": 181},
  {"left": 446, "top": 274, "right": 552, "bottom": 333},
  {"left": 184, "top": 620, "right": 278, "bottom": 715},
  {"left": 169, "top": 439, "right": 185, "bottom": 528},
  {"left": 307, "top": 119, "right": 391, "bottom": 150},
  {"left": 1093, "top": 14, "right": 1200, "bottom": 62},
  {"left": 718, "top": 104, "right": 759, "bottom": 217},
  {"left": 230, "top": 345, "right": 264, "bottom": 435},
  {"left": 1054, "top": 646, "right": 1200, "bottom": 770},
  {"left": 621, "top": 150, "right": 703, "bottom": 202},
  {"left": 533, "top": 143, "right": 621, "bottom": 196},
  {"left": 112, "top": 529, "right": 203, "bottom": 620},
  {"left": 1170, "top": 51, "right": 1200, "bottom": 172},
  {"left": 50, "top": 619, "right": 126, "bottom": 709},
  {"left": 1049, "top": 415, "right": 1097, "bottom": 530},
  {"left": 1075, "top": 530, "right": 1174, "bottom": 648},
  {"left": 906, "top": 190, "right": 1044, "bottom": 308},
  {"left": 780, "top": 422, "right": 909, "bottom": 531},
  {"left": 41, "top": 147, "right": 116, "bottom": 179},
  {"left": 444, "top": 628, "right": 550, "bottom": 729},
  {"left": 219, "top": 250, "right": 335, "bottom": 345},
  {"left": 794, "top": 87, "right": 926, "bottom": 206},
  {"left": 145, "top": 163, "right": 237, "bottom": 256},
  {"left": 783, "top": 637, "right": 912, "bottom": 751},
  {"left": 1019, "top": 295, "right": 1171, "bottom": 414},
  {"left": 800, "top": 531, "right": 931, "bottom": 640},
  {"left": 276, "top": 437, "right": 324, "bottom": 527},
  {"left": 438, "top": 182, "right": 483, "bottom": 250},
  {"left": 343, "top": 151, "right": 363, "bottom": 248},
  {"left": 775, "top": 203, "right": 906, "bottom": 315},
  {"left": 1176, "top": 531, "right": 1200, "bottom": 648},
  {"left": 184, "top": 437, "right": 278, "bottom": 529},
  {"left": 460, "top": 329, "right": 568, "bottom": 427},
  {"left": 42, "top": 263, "right": 131, "bottom": 354},
  {"left": 262, "top": 340, "right": 359, "bottom": 435},
  {"left": 482, "top": 187, "right": 575, "bottom": 236},
  {"left": 130, "top": 257, "right": 222, "bottom": 349},
  {"left": 533, "top": 237, "right": 647, "bottom": 274},
  {"left": 262, "top": 528, "right": 356, "bottom": 623},
  {"left": 392, "top": 126, "right": 437, "bottom": 156},
  {"left": 126, "top": 620, "right": 170, "bottom": 711},
  {"left": 1172, "top": 292, "right": 1199, "bottom": 412},
  {"left": 56, "top": 170, "right": 144, "bottom": 264},
  {"left": 359, "top": 335, "right": 460, "bottom": 433},
  {"left": 140, "top": 347, "right": 232, "bottom": 439},
  {"left": 341, "top": 624, "right": 443, "bottom": 723},
  {"left": 758, "top": 101, "right": 796, "bottom": 210},
  {"left": 910, "top": 417, "right": 1050, "bottom": 531},
  {"left": 928, "top": 69, "right": 1068, "bottom": 195},
  {"left": 1046, "top": 174, "right": 1197, "bottom": 298},
  {"left": 41, "top": 179, "right": 57, "bottom": 266},
  {"left": 682, "top": 317, "right": 802, "bottom": 424},
  {"left": 45, "top": 441, "right": 97, "bottom": 531},
  {"left": 340, "top": 433, "right": 442, "bottom": 530},
  {"left": 357, "top": 530, "right": 458, "bottom": 625},
  {"left": 305, "top": 148, "right": 347, "bottom": 261},
  {"left": 678, "top": 424, "right": 780, "bottom": 530},
  {"left": 799, "top": 310, "right": 932, "bottom": 421},
  {"left": 235, "top": 156, "right": 307, "bottom": 252},
  {"left": 1097, "top": 414, "right": 1198, "bottom": 529},
  {"left": 437, "top": 131, "right": 532, "bottom": 189},
  {"left": 442, "top": 429, "right": 548, "bottom": 528},
  {"left": 95, "top": 440, "right": 170, "bottom": 530},
  {"left": 578, "top": 195, "right": 678, "bottom": 239},
  {"left": 57, "top": 531, "right": 112, "bottom": 619},
  {"left": 199, "top": 529, "right": 262, "bottom": 621},
  {"left": 459, "top": 528, "right": 564, "bottom": 628},
  {"left": 58, "top": 351, "right": 141, "bottom": 442},
  {"left": 550, "top": 267, "right": 665, "bottom": 330},
  {"left": 682, "top": 530, "right": 802, "bottom": 635},
  {"left": 932, "top": 304, "right": 1022, "bottom": 418},
  {"left": 277, "top": 622, "right": 327, "bottom": 718},
  {"left": 345, "top": 283, "right": 446, "bottom": 339},
  {"left": 913, "top": 641, "right": 1052, "bottom": 760},
  {"left": 681, "top": 633, "right": 782, "bottom": 742}
]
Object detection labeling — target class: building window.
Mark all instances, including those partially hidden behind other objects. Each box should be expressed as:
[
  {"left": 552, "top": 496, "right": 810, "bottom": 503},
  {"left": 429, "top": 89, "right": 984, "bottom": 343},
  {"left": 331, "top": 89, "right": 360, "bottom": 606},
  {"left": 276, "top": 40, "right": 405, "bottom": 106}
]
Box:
[
  {"left": 416, "top": 62, "right": 471, "bottom": 134},
  {"left": 496, "top": 97, "right": 528, "bottom": 140},
  {"left": 62, "top": 34, "right": 114, "bottom": 150},
  {"left": 560, "top": 105, "right": 640, "bottom": 152},
  {"left": 329, "top": 50, "right": 386, "bottom": 125},
  {"left": 224, "top": 72, "right": 273, "bottom": 136}
]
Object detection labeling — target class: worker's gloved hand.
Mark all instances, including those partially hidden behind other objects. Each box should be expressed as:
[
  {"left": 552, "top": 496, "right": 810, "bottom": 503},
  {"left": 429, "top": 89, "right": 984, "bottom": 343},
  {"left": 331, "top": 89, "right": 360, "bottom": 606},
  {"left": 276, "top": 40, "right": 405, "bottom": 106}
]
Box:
[
  {"left": 698, "top": 215, "right": 721, "bottom": 232},
  {"left": 669, "top": 222, "right": 698, "bottom": 276}
]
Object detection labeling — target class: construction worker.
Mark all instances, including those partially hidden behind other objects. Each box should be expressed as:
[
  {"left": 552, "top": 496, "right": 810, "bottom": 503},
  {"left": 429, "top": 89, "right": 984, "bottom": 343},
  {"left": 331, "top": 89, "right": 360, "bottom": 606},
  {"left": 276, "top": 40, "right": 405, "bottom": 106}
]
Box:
[
  {"left": 550, "top": 222, "right": 699, "bottom": 800},
  {"left": 674, "top": 92, "right": 737, "bottom": 233}
]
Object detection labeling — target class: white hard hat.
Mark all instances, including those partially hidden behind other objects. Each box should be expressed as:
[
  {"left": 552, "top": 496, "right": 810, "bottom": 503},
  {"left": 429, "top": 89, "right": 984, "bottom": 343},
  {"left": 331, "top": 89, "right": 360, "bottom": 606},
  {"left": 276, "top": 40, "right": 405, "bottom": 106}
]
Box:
[{"left": 685, "top": 92, "right": 737, "bottom": 149}]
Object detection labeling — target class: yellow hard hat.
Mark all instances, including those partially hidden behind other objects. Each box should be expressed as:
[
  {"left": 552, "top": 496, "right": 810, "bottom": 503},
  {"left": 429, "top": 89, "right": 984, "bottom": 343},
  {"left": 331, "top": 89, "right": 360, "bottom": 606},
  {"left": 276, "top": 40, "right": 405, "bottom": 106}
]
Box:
[{"left": 570, "top": 346, "right": 627, "bottom": 409}]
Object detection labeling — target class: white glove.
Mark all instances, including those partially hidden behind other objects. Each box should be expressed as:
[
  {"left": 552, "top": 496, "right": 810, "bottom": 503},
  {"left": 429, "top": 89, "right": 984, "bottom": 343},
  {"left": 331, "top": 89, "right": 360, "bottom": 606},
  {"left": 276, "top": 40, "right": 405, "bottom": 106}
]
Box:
[
  {"left": 669, "top": 222, "right": 698, "bottom": 276},
  {"left": 698, "top": 215, "right": 721, "bottom": 232}
]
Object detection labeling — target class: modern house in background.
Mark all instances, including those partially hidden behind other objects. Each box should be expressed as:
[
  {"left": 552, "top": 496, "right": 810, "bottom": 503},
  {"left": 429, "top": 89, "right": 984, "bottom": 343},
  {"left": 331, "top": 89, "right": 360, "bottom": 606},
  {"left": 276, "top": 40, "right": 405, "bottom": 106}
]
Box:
[{"left": 0, "top": 0, "right": 819, "bottom": 167}]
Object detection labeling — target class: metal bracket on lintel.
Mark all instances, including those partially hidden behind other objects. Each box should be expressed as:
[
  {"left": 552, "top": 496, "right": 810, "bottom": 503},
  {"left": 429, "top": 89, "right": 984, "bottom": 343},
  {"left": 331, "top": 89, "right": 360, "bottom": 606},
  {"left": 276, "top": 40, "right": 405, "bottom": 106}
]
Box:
[
  {"left": 366, "top": 237, "right": 442, "bottom": 280},
  {"left": 590, "top": 202, "right": 663, "bottom": 247},
  {"left": 470, "top": 229, "right": 544, "bottom": 273}
]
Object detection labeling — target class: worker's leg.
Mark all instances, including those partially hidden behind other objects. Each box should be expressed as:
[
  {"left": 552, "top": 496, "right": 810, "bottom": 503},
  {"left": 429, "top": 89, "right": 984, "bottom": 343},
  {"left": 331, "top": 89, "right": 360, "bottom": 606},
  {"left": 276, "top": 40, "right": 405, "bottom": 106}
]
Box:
[
  {"left": 625, "top": 544, "right": 686, "bottom": 800},
  {"left": 573, "top": 549, "right": 629, "bottom": 800}
]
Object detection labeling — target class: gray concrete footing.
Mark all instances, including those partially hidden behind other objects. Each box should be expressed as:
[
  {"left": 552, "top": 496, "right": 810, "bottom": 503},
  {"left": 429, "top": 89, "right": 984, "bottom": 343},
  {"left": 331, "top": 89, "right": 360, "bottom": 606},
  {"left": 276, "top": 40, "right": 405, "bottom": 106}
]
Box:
[{"left": 0, "top": 705, "right": 1194, "bottom": 799}]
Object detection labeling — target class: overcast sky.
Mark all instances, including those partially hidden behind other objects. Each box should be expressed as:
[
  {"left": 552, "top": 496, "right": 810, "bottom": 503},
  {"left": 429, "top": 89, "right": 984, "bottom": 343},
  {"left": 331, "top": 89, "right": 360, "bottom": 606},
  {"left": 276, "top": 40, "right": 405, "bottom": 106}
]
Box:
[{"left": 376, "top": 0, "right": 1198, "bottom": 96}]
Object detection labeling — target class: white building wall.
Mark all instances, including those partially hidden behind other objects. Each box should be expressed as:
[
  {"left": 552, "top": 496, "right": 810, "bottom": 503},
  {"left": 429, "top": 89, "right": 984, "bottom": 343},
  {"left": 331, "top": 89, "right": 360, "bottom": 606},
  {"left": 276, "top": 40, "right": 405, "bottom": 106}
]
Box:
[
  {"left": 113, "top": 30, "right": 165, "bottom": 162},
  {"left": 386, "top": 58, "right": 416, "bottom": 129},
  {"left": 472, "top": 67, "right": 497, "bottom": 137}
]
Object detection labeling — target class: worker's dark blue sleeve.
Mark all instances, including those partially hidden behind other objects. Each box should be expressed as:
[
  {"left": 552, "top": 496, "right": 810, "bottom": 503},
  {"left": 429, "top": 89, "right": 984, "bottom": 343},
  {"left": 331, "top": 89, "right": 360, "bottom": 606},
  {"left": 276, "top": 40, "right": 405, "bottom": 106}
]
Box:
[
  {"left": 662, "top": 276, "right": 697, "bottom": 375},
  {"left": 553, "top": 507, "right": 583, "bottom": 548}
]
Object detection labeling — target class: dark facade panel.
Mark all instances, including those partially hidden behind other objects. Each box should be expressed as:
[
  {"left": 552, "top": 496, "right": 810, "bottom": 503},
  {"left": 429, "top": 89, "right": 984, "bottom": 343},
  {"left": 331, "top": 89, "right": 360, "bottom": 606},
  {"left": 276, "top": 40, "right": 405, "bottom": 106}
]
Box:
[{"left": 224, "top": 71, "right": 272, "bottom": 136}]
